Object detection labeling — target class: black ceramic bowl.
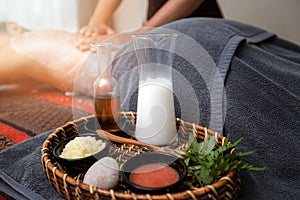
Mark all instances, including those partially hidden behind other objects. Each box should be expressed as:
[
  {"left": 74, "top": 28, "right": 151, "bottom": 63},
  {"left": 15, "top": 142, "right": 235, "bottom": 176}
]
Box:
[
  {"left": 53, "top": 133, "right": 110, "bottom": 174},
  {"left": 121, "top": 152, "right": 187, "bottom": 194}
]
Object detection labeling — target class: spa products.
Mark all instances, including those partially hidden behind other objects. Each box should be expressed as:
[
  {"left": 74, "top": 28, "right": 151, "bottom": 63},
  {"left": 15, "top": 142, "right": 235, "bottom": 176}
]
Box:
[
  {"left": 130, "top": 163, "right": 179, "bottom": 188},
  {"left": 121, "top": 152, "right": 187, "bottom": 193},
  {"left": 60, "top": 136, "right": 106, "bottom": 159},
  {"left": 135, "top": 78, "right": 177, "bottom": 146},
  {"left": 132, "top": 33, "right": 178, "bottom": 146},
  {"left": 93, "top": 43, "right": 121, "bottom": 133},
  {"left": 83, "top": 157, "right": 119, "bottom": 190}
]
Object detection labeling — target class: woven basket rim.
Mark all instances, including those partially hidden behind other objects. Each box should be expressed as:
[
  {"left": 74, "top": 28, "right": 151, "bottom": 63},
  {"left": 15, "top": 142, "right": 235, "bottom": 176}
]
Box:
[{"left": 41, "top": 112, "right": 240, "bottom": 200}]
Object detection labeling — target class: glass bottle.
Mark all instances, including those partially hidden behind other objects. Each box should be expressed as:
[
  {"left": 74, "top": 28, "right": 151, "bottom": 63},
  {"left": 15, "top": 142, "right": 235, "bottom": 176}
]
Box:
[
  {"left": 132, "top": 33, "right": 178, "bottom": 146},
  {"left": 94, "top": 43, "right": 121, "bottom": 133}
]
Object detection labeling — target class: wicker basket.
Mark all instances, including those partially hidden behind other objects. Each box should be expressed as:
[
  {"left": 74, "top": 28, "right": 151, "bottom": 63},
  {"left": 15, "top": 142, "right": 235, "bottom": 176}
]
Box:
[{"left": 41, "top": 112, "right": 241, "bottom": 200}]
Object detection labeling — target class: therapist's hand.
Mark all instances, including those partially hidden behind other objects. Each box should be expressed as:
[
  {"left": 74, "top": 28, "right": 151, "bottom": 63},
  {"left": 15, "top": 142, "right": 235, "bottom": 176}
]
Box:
[
  {"left": 78, "top": 23, "right": 114, "bottom": 37},
  {"left": 74, "top": 33, "right": 114, "bottom": 52},
  {"left": 75, "top": 24, "right": 115, "bottom": 52}
]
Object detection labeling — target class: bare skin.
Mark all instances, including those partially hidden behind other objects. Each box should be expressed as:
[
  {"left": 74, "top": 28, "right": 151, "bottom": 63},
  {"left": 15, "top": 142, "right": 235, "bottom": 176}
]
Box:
[
  {"left": 0, "top": 0, "right": 206, "bottom": 91},
  {"left": 0, "top": 29, "right": 89, "bottom": 92}
]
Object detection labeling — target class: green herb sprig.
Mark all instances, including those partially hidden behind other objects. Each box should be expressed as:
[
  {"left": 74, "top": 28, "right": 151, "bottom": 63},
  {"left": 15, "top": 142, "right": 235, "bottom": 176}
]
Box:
[{"left": 184, "top": 134, "right": 266, "bottom": 186}]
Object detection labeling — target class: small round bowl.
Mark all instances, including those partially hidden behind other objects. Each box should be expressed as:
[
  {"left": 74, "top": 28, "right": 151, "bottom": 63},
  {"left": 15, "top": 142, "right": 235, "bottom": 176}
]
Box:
[
  {"left": 121, "top": 152, "right": 187, "bottom": 194},
  {"left": 53, "top": 133, "right": 110, "bottom": 175}
]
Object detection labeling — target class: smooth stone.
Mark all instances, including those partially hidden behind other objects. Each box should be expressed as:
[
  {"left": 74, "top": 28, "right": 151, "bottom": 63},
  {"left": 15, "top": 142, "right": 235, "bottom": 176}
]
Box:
[{"left": 83, "top": 157, "right": 119, "bottom": 190}]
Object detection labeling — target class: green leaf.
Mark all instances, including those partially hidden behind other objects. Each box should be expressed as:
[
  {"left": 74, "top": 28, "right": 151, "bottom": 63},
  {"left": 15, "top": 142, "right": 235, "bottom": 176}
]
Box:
[
  {"left": 184, "top": 134, "right": 266, "bottom": 186},
  {"left": 200, "top": 135, "right": 217, "bottom": 156}
]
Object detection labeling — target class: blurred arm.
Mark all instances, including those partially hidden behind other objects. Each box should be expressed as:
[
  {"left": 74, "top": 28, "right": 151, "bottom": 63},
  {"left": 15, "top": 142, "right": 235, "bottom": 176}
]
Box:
[
  {"left": 143, "top": 0, "right": 205, "bottom": 28},
  {"left": 78, "top": 0, "right": 122, "bottom": 36}
]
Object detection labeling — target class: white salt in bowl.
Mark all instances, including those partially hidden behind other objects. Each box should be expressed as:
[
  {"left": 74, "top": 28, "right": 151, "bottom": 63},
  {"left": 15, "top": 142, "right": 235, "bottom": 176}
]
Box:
[{"left": 53, "top": 133, "right": 111, "bottom": 175}]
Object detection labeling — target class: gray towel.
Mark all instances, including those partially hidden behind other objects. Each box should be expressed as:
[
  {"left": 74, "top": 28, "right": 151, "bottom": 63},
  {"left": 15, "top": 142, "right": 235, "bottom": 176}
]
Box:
[{"left": 0, "top": 131, "right": 63, "bottom": 200}]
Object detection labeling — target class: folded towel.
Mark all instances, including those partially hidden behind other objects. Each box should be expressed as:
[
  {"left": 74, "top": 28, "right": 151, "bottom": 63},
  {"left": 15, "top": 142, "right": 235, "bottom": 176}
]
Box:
[{"left": 0, "top": 130, "right": 63, "bottom": 200}]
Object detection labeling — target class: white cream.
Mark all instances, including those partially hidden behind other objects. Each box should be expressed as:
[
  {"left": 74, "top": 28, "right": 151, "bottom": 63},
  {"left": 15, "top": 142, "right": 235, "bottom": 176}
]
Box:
[{"left": 60, "top": 136, "right": 105, "bottom": 159}]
